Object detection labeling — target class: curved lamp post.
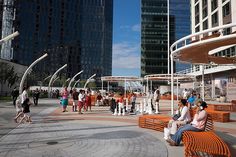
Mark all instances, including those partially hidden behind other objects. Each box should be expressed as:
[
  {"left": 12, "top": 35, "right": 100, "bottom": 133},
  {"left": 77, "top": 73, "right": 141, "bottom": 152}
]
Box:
[
  {"left": 52, "top": 76, "right": 59, "bottom": 86},
  {"left": 48, "top": 64, "right": 67, "bottom": 97},
  {"left": 84, "top": 74, "right": 96, "bottom": 89},
  {"left": 0, "top": 31, "right": 19, "bottom": 44},
  {"left": 40, "top": 75, "right": 52, "bottom": 91},
  {"left": 62, "top": 78, "right": 70, "bottom": 88},
  {"left": 19, "top": 53, "right": 48, "bottom": 93},
  {"left": 68, "top": 70, "right": 83, "bottom": 89},
  {"left": 73, "top": 79, "right": 80, "bottom": 89}
]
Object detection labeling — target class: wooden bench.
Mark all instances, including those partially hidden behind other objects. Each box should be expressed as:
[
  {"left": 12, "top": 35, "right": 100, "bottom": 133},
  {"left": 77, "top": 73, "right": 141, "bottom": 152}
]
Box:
[
  {"left": 208, "top": 104, "right": 233, "bottom": 112},
  {"left": 139, "top": 115, "right": 171, "bottom": 132},
  {"left": 190, "top": 108, "right": 230, "bottom": 122},
  {"left": 183, "top": 114, "right": 231, "bottom": 157},
  {"left": 231, "top": 100, "right": 236, "bottom": 112},
  {"left": 206, "top": 109, "right": 230, "bottom": 122}
]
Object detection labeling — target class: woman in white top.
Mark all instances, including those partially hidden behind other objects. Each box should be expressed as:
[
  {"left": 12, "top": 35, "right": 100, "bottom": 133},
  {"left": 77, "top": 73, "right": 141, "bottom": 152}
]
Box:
[
  {"left": 164, "top": 99, "right": 191, "bottom": 140},
  {"left": 21, "top": 86, "right": 30, "bottom": 104}
]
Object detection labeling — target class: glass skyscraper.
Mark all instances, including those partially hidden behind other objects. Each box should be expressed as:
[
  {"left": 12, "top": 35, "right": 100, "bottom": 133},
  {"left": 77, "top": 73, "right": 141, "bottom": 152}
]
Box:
[
  {"left": 141, "top": 0, "right": 175, "bottom": 77},
  {"left": 170, "top": 0, "right": 191, "bottom": 72},
  {"left": 141, "top": 0, "right": 191, "bottom": 76},
  {"left": 1, "top": 0, "right": 113, "bottom": 80}
]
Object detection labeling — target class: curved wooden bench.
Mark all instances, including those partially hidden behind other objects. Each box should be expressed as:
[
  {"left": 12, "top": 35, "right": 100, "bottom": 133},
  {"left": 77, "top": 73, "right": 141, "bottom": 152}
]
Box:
[
  {"left": 139, "top": 115, "right": 171, "bottom": 132},
  {"left": 190, "top": 108, "right": 230, "bottom": 122},
  {"left": 183, "top": 115, "right": 231, "bottom": 157}
]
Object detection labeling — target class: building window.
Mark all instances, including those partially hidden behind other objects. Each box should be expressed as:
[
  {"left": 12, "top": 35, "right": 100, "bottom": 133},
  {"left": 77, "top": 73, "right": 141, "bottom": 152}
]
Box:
[
  {"left": 212, "top": 12, "right": 218, "bottom": 25},
  {"left": 195, "top": 4, "right": 199, "bottom": 15},
  {"left": 211, "top": 0, "right": 218, "bottom": 11},
  {"left": 202, "top": 0, "right": 207, "bottom": 6},
  {"left": 203, "top": 20, "right": 208, "bottom": 30},
  {"left": 195, "top": 15, "right": 199, "bottom": 25},
  {"left": 202, "top": 7, "right": 208, "bottom": 19},
  {"left": 223, "top": 2, "right": 230, "bottom": 17},
  {"left": 195, "top": 26, "right": 200, "bottom": 32}
]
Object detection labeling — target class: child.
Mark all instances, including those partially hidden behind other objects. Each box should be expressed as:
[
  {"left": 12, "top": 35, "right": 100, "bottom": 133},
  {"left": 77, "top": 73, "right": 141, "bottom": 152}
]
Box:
[{"left": 19, "top": 98, "right": 32, "bottom": 123}]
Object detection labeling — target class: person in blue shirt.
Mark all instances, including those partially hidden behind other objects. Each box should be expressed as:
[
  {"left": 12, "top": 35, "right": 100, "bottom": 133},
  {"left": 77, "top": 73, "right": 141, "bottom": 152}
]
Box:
[{"left": 187, "top": 93, "right": 196, "bottom": 108}]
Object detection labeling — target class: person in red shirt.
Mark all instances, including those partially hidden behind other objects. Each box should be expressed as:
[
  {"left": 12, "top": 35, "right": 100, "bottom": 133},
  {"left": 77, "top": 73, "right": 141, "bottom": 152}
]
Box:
[{"left": 85, "top": 91, "right": 92, "bottom": 111}]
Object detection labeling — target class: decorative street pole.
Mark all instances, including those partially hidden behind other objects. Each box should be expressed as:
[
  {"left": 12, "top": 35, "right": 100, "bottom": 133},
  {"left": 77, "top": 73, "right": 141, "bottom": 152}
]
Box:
[
  {"left": 84, "top": 74, "right": 96, "bottom": 89},
  {"left": 48, "top": 64, "right": 67, "bottom": 97},
  {"left": 68, "top": 70, "right": 83, "bottom": 89},
  {"left": 73, "top": 79, "right": 80, "bottom": 89},
  {"left": 40, "top": 75, "right": 52, "bottom": 91},
  {"left": 19, "top": 53, "right": 48, "bottom": 93},
  {"left": 0, "top": 31, "right": 19, "bottom": 44}
]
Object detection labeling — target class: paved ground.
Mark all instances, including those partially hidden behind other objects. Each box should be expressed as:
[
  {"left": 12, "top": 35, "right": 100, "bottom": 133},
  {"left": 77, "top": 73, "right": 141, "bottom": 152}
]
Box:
[{"left": 0, "top": 98, "right": 235, "bottom": 157}]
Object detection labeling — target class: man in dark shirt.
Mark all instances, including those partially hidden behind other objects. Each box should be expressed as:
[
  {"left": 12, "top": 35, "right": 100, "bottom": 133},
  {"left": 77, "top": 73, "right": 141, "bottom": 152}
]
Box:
[
  {"left": 33, "top": 88, "right": 40, "bottom": 106},
  {"left": 11, "top": 87, "right": 19, "bottom": 107}
]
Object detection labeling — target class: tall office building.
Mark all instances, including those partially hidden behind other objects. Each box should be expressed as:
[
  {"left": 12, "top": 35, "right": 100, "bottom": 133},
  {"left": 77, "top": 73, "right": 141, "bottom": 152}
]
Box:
[
  {"left": 170, "top": 0, "right": 191, "bottom": 72},
  {"left": 0, "top": 0, "right": 113, "bottom": 80},
  {"left": 141, "top": 0, "right": 175, "bottom": 77}
]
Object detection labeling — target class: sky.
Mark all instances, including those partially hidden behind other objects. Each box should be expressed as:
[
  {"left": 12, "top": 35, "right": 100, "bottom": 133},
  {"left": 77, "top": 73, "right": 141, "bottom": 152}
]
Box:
[{"left": 112, "top": 0, "right": 141, "bottom": 77}]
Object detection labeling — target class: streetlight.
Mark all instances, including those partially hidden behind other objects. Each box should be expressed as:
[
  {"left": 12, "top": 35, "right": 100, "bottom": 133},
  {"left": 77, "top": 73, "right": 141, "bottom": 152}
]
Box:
[
  {"left": 48, "top": 64, "right": 67, "bottom": 97},
  {"left": 0, "top": 31, "right": 19, "bottom": 44},
  {"left": 19, "top": 53, "right": 48, "bottom": 93},
  {"left": 68, "top": 70, "right": 83, "bottom": 89},
  {"left": 39, "top": 75, "right": 52, "bottom": 91},
  {"left": 62, "top": 78, "right": 71, "bottom": 88},
  {"left": 84, "top": 74, "right": 96, "bottom": 89},
  {"left": 73, "top": 79, "right": 80, "bottom": 89}
]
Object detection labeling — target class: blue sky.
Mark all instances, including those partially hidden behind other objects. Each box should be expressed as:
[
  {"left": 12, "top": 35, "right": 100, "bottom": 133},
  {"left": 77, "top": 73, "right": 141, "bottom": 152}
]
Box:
[{"left": 112, "top": 0, "right": 141, "bottom": 77}]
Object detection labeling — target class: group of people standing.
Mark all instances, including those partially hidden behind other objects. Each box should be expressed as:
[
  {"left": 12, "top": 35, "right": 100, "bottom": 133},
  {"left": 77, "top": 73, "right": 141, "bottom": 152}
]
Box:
[{"left": 60, "top": 87, "right": 92, "bottom": 114}]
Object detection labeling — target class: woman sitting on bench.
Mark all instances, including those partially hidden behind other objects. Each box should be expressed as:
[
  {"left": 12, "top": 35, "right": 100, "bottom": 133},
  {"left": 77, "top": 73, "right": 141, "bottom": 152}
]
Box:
[
  {"left": 167, "top": 101, "right": 208, "bottom": 146},
  {"left": 164, "top": 99, "right": 191, "bottom": 140}
]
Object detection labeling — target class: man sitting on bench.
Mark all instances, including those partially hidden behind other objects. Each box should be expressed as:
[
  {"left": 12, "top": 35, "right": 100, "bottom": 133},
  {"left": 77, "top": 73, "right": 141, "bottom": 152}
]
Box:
[{"left": 166, "top": 101, "right": 208, "bottom": 146}]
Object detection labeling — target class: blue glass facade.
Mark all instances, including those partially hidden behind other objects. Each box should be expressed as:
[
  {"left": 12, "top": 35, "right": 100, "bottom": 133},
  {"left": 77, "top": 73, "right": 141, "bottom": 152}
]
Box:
[
  {"left": 11, "top": 0, "right": 112, "bottom": 79},
  {"left": 170, "top": 0, "right": 191, "bottom": 72}
]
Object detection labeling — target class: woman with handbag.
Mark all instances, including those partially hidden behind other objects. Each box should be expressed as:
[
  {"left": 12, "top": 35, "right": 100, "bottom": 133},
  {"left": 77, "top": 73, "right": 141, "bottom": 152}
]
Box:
[{"left": 164, "top": 99, "right": 191, "bottom": 140}]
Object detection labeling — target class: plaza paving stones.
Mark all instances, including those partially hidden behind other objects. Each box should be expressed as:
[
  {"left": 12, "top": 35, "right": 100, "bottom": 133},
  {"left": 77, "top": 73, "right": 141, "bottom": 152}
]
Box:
[{"left": 0, "top": 119, "right": 169, "bottom": 157}]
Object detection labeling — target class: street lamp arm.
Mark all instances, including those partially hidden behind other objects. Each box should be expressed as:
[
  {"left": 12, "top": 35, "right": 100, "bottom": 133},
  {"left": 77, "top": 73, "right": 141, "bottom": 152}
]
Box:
[
  {"left": 68, "top": 70, "right": 83, "bottom": 89},
  {"left": 0, "top": 31, "right": 19, "bottom": 44},
  {"left": 83, "top": 74, "right": 96, "bottom": 89},
  {"left": 48, "top": 64, "right": 67, "bottom": 97},
  {"left": 19, "top": 53, "right": 48, "bottom": 93},
  {"left": 73, "top": 79, "right": 80, "bottom": 88}
]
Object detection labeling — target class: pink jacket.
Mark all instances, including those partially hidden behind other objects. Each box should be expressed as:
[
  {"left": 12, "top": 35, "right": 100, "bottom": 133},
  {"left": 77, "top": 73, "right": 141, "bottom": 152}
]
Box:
[{"left": 191, "top": 110, "right": 207, "bottom": 130}]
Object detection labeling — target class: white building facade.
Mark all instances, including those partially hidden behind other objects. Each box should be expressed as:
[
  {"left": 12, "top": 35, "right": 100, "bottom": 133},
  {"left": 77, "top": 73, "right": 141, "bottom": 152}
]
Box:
[{"left": 179, "top": 0, "right": 236, "bottom": 101}]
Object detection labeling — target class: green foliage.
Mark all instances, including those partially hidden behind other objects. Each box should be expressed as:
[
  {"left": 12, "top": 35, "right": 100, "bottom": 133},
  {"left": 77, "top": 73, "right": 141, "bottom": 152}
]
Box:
[{"left": 0, "top": 62, "right": 19, "bottom": 88}]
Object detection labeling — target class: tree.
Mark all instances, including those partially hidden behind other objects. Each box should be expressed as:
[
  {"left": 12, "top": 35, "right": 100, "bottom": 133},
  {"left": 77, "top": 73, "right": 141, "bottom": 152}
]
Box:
[{"left": 0, "top": 62, "right": 19, "bottom": 92}]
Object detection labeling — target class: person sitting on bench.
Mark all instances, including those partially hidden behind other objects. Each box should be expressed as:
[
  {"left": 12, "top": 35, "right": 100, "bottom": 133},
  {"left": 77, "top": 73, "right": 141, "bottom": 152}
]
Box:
[{"left": 166, "top": 101, "right": 208, "bottom": 146}]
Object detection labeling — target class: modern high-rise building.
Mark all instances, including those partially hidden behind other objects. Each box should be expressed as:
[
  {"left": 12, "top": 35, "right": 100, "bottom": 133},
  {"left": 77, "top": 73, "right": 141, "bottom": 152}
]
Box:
[
  {"left": 0, "top": 0, "right": 113, "bottom": 80},
  {"left": 141, "top": 0, "right": 191, "bottom": 77},
  {"left": 141, "top": 0, "right": 175, "bottom": 77},
  {"left": 170, "top": 0, "right": 191, "bottom": 72}
]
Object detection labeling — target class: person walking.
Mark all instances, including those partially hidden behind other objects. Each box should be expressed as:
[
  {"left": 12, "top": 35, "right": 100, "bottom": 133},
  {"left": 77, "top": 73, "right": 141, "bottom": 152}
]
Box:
[
  {"left": 61, "top": 86, "right": 69, "bottom": 112},
  {"left": 72, "top": 88, "right": 79, "bottom": 112},
  {"left": 33, "top": 88, "right": 40, "bottom": 106},
  {"left": 130, "top": 93, "right": 136, "bottom": 113},
  {"left": 78, "top": 90, "right": 85, "bottom": 114},
  {"left": 11, "top": 87, "right": 19, "bottom": 107},
  {"left": 154, "top": 88, "right": 160, "bottom": 113},
  {"left": 85, "top": 91, "right": 92, "bottom": 111}
]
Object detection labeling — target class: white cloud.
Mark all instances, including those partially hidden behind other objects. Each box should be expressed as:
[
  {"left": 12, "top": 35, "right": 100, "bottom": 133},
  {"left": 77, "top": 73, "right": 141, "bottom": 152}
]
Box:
[
  {"left": 119, "top": 24, "right": 140, "bottom": 32},
  {"left": 131, "top": 24, "right": 140, "bottom": 32},
  {"left": 112, "top": 42, "right": 140, "bottom": 69}
]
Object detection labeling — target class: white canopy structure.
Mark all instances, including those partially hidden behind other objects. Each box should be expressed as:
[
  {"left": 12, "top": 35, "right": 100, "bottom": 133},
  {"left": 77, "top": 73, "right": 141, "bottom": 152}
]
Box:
[
  {"left": 101, "top": 76, "right": 143, "bottom": 97},
  {"left": 170, "top": 23, "right": 236, "bottom": 115}
]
